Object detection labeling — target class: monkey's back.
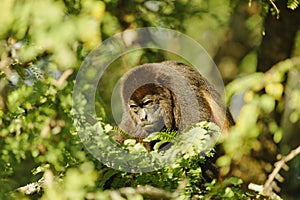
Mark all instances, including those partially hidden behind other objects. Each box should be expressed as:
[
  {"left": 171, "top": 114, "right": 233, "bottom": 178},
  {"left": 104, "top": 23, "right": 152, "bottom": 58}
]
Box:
[{"left": 120, "top": 61, "right": 234, "bottom": 136}]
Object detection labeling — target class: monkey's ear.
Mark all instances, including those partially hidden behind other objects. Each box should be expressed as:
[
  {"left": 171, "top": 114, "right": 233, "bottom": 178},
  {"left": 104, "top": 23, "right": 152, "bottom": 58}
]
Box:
[{"left": 202, "top": 90, "right": 234, "bottom": 132}]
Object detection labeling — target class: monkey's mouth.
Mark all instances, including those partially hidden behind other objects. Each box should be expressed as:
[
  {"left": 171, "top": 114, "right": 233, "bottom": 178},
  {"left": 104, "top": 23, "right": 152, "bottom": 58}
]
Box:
[
  {"left": 139, "top": 123, "right": 155, "bottom": 129},
  {"left": 138, "top": 122, "right": 165, "bottom": 133},
  {"left": 138, "top": 122, "right": 152, "bottom": 127}
]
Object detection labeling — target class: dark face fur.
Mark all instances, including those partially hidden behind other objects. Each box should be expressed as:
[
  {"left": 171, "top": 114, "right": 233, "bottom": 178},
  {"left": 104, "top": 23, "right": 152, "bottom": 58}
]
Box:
[{"left": 128, "top": 84, "right": 174, "bottom": 137}]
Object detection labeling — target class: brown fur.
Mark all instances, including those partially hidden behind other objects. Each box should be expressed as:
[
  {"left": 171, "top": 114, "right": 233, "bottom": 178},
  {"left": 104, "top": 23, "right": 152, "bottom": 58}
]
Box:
[{"left": 117, "top": 61, "right": 234, "bottom": 145}]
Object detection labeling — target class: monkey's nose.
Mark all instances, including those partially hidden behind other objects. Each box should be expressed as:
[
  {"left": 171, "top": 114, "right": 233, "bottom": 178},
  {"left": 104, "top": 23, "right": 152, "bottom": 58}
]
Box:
[{"left": 139, "top": 109, "right": 147, "bottom": 121}]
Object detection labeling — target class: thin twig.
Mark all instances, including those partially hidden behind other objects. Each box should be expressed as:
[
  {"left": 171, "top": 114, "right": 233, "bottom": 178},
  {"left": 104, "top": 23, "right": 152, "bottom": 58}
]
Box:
[
  {"left": 268, "top": 0, "right": 280, "bottom": 19},
  {"left": 52, "top": 69, "right": 73, "bottom": 87},
  {"left": 249, "top": 146, "right": 300, "bottom": 200},
  {"left": 248, "top": 0, "right": 252, "bottom": 7},
  {"left": 264, "top": 146, "right": 300, "bottom": 192}
]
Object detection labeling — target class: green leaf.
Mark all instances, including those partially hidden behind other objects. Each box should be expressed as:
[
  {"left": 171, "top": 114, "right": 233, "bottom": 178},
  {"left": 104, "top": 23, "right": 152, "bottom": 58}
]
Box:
[{"left": 287, "top": 0, "right": 299, "bottom": 10}]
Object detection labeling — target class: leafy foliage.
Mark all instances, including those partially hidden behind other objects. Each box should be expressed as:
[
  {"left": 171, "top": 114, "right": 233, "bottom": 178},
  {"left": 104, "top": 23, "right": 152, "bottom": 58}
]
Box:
[
  {"left": 287, "top": 0, "right": 299, "bottom": 10},
  {"left": 143, "top": 128, "right": 177, "bottom": 150}
]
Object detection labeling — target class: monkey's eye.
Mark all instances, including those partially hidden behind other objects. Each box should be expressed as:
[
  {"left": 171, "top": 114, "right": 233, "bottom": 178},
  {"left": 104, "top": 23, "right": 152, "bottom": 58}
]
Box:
[
  {"left": 130, "top": 104, "right": 139, "bottom": 113},
  {"left": 143, "top": 99, "right": 154, "bottom": 107}
]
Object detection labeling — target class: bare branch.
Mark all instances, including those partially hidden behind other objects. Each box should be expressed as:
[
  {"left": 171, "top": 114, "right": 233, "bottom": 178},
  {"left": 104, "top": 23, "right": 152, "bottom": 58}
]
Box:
[
  {"left": 15, "top": 178, "right": 187, "bottom": 200},
  {"left": 249, "top": 146, "right": 300, "bottom": 199},
  {"left": 16, "top": 180, "right": 45, "bottom": 195},
  {"left": 264, "top": 146, "right": 300, "bottom": 192}
]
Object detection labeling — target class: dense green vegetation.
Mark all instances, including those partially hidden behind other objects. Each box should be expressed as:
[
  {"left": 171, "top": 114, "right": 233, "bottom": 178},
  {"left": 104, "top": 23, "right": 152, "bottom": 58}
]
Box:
[{"left": 1, "top": 0, "right": 300, "bottom": 199}]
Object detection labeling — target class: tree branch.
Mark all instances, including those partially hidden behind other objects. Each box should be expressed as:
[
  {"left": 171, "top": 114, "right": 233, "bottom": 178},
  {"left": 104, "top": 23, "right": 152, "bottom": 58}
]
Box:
[{"left": 248, "top": 145, "right": 300, "bottom": 199}]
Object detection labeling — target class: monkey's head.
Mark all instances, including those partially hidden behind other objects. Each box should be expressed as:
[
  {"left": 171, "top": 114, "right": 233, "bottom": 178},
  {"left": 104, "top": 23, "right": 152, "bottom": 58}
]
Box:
[{"left": 128, "top": 83, "right": 174, "bottom": 136}]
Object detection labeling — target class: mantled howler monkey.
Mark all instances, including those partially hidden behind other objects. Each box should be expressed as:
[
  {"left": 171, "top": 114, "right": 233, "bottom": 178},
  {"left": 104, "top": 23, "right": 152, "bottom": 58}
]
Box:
[{"left": 117, "top": 61, "right": 234, "bottom": 145}]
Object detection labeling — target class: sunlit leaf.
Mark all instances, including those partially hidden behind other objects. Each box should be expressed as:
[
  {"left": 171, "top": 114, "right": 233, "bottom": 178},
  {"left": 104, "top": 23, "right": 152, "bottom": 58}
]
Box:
[{"left": 265, "top": 83, "right": 284, "bottom": 100}]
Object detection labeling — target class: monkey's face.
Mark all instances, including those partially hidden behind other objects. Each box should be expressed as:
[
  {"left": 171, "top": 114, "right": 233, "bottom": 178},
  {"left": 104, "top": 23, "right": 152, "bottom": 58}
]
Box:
[
  {"left": 128, "top": 84, "right": 174, "bottom": 137},
  {"left": 129, "top": 95, "right": 165, "bottom": 133}
]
